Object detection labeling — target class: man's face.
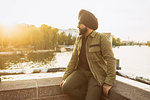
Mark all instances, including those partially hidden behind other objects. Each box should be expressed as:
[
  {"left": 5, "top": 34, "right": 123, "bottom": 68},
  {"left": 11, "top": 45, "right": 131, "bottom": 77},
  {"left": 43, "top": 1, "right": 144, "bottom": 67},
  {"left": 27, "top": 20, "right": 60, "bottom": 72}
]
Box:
[{"left": 78, "top": 22, "right": 87, "bottom": 35}]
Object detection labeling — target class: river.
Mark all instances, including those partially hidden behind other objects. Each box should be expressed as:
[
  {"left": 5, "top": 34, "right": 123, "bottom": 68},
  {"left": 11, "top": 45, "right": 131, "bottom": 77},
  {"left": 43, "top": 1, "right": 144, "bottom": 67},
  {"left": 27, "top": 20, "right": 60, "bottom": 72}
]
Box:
[
  {"left": 113, "top": 46, "right": 150, "bottom": 80},
  {"left": 0, "top": 46, "right": 150, "bottom": 81}
]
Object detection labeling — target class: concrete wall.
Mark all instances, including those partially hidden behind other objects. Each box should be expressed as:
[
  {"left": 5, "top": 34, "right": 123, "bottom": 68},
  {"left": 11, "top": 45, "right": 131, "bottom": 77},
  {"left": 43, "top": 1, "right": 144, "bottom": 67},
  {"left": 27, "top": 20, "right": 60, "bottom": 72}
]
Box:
[{"left": 0, "top": 77, "right": 150, "bottom": 100}]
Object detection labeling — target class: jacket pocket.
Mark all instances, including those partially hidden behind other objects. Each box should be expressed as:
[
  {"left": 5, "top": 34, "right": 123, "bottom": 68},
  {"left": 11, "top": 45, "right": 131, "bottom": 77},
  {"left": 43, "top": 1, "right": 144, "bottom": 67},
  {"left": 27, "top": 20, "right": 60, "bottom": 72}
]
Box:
[{"left": 89, "top": 44, "right": 100, "bottom": 52}]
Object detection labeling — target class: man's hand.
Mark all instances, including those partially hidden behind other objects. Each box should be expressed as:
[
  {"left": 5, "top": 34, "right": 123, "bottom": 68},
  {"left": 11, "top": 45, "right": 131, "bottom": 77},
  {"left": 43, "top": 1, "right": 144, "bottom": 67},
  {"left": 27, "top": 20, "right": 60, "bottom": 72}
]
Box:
[
  {"left": 60, "top": 80, "right": 65, "bottom": 87},
  {"left": 103, "top": 83, "right": 112, "bottom": 96}
]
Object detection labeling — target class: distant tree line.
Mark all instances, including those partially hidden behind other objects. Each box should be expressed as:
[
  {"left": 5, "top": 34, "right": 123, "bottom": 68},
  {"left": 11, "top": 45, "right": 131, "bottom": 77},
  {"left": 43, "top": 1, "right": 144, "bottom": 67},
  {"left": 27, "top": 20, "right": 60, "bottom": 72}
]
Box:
[
  {"left": 0, "top": 24, "right": 149, "bottom": 51},
  {"left": 112, "top": 36, "right": 148, "bottom": 47},
  {"left": 112, "top": 37, "right": 121, "bottom": 46},
  {"left": 0, "top": 24, "right": 76, "bottom": 51}
]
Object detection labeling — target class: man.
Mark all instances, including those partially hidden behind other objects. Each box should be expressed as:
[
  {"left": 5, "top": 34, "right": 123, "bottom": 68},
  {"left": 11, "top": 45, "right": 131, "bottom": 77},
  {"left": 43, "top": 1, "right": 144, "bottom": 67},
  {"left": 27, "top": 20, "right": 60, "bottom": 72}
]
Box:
[{"left": 60, "top": 9, "right": 116, "bottom": 100}]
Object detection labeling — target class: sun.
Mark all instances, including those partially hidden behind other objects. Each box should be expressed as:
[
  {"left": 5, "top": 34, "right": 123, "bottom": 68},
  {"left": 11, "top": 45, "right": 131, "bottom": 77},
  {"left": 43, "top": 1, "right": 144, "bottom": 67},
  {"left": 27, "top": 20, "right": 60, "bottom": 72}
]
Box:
[{"left": 1, "top": 22, "right": 16, "bottom": 37}]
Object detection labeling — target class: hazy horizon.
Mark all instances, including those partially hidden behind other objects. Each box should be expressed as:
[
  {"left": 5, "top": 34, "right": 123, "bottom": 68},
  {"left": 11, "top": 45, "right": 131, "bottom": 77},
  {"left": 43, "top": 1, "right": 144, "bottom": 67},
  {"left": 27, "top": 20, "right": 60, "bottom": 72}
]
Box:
[{"left": 0, "top": 0, "right": 150, "bottom": 42}]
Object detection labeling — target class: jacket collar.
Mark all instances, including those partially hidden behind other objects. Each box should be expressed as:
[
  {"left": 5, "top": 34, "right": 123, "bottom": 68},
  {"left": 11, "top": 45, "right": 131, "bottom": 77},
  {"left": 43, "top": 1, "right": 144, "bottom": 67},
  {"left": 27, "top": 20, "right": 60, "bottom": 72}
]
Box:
[{"left": 90, "top": 31, "right": 96, "bottom": 38}]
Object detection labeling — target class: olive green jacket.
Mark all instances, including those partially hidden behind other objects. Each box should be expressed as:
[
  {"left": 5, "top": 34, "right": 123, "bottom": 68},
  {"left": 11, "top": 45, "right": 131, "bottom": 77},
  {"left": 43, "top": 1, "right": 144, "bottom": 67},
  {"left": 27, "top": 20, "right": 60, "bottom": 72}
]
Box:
[{"left": 62, "top": 31, "right": 116, "bottom": 86}]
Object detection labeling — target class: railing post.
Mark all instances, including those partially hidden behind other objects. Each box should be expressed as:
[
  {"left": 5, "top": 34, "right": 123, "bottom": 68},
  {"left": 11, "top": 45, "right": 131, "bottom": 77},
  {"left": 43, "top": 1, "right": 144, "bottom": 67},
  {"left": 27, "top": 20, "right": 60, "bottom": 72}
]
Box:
[{"left": 116, "top": 59, "right": 121, "bottom": 70}]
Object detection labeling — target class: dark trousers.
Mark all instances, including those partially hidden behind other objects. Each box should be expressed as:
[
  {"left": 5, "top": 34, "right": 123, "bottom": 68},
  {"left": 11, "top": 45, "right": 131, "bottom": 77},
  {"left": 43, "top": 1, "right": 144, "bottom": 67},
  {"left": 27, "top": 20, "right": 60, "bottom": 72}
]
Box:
[{"left": 61, "top": 68, "right": 103, "bottom": 100}]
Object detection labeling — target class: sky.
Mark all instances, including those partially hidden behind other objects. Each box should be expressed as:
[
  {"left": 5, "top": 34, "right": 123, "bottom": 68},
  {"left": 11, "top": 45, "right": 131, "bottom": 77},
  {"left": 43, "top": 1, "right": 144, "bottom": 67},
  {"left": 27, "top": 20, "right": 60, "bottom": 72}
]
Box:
[{"left": 0, "top": 0, "right": 150, "bottom": 42}]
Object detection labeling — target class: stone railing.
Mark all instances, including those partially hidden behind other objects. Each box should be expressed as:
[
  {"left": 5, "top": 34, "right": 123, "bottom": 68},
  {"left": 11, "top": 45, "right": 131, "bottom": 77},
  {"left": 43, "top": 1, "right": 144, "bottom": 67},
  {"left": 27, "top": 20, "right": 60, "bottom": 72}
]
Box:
[
  {"left": 0, "top": 77, "right": 71, "bottom": 100},
  {"left": 0, "top": 76, "right": 150, "bottom": 100}
]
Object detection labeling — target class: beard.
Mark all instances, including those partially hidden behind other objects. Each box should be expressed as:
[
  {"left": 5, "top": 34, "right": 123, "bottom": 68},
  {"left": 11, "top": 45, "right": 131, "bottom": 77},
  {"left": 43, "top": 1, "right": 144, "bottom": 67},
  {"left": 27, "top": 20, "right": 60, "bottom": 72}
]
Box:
[{"left": 79, "top": 27, "right": 87, "bottom": 35}]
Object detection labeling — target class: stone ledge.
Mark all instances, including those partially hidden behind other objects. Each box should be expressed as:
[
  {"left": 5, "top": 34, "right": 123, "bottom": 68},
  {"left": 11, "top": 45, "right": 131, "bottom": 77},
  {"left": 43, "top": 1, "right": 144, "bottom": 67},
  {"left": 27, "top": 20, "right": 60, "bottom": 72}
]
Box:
[
  {"left": 0, "top": 88, "right": 36, "bottom": 100},
  {"left": 0, "top": 77, "right": 63, "bottom": 100},
  {"left": 107, "top": 80, "right": 150, "bottom": 100},
  {"left": 0, "top": 79, "right": 37, "bottom": 91},
  {"left": 32, "top": 94, "right": 72, "bottom": 100},
  {"left": 0, "top": 76, "right": 150, "bottom": 100}
]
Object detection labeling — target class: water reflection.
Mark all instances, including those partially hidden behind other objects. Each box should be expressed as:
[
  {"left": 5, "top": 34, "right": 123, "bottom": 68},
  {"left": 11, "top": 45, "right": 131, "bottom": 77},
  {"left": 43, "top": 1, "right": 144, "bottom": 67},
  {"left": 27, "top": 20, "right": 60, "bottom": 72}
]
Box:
[
  {"left": 0, "top": 52, "right": 55, "bottom": 70},
  {"left": 27, "top": 52, "right": 55, "bottom": 63}
]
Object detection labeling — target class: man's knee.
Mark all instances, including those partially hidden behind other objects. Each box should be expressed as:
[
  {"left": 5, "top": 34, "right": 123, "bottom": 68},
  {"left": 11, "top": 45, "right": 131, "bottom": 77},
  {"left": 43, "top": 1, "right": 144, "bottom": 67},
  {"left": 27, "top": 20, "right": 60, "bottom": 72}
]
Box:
[{"left": 61, "top": 82, "right": 72, "bottom": 93}]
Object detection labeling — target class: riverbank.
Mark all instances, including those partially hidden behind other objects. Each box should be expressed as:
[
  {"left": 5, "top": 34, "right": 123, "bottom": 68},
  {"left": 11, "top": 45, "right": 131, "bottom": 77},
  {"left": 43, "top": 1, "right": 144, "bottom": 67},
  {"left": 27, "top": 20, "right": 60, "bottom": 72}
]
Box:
[
  {"left": 0, "top": 49, "right": 55, "bottom": 55},
  {"left": 0, "top": 45, "right": 74, "bottom": 53}
]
